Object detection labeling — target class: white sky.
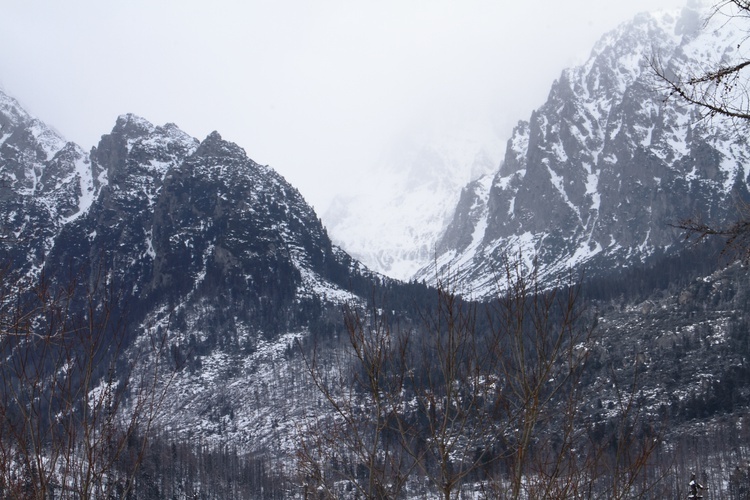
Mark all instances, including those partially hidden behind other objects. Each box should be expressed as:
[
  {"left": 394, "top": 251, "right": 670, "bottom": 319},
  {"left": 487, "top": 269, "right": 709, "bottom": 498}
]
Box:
[{"left": 0, "top": 1, "right": 687, "bottom": 212}]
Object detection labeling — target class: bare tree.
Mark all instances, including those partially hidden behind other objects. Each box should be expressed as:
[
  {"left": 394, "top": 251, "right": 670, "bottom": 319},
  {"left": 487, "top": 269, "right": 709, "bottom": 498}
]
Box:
[
  {"left": 0, "top": 267, "right": 173, "bottom": 499},
  {"left": 654, "top": 1, "right": 750, "bottom": 121},
  {"left": 299, "top": 257, "right": 663, "bottom": 499},
  {"left": 486, "top": 261, "right": 593, "bottom": 499},
  {"left": 297, "top": 297, "right": 415, "bottom": 499},
  {"left": 671, "top": 196, "right": 750, "bottom": 262},
  {"left": 397, "top": 280, "right": 502, "bottom": 499},
  {"left": 654, "top": 1, "right": 750, "bottom": 256}
]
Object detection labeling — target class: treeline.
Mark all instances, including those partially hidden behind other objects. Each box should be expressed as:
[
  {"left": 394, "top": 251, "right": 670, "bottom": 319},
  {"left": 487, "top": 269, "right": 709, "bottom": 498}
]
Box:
[
  {"left": 582, "top": 238, "right": 726, "bottom": 303},
  {"left": 125, "top": 433, "right": 289, "bottom": 500},
  {"left": 296, "top": 264, "right": 663, "bottom": 499}
]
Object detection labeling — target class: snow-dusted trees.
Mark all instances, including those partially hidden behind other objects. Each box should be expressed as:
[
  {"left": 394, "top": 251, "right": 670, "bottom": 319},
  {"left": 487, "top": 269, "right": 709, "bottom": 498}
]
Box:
[
  {"left": 0, "top": 268, "right": 172, "bottom": 499},
  {"left": 299, "top": 258, "right": 662, "bottom": 499}
]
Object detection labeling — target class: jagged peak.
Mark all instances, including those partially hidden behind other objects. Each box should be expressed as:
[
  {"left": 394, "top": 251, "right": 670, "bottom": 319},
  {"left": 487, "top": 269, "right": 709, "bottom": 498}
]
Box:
[
  {"left": 204, "top": 130, "right": 223, "bottom": 142},
  {"left": 0, "top": 87, "right": 32, "bottom": 129},
  {"left": 0, "top": 89, "right": 67, "bottom": 158},
  {"left": 104, "top": 115, "right": 198, "bottom": 159},
  {"left": 587, "top": 6, "right": 683, "bottom": 63},
  {"left": 156, "top": 122, "right": 196, "bottom": 143},
  {"left": 193, "top": 131, "right": 248, "bottom": 160},
  {"left": 54, "top": 140, "right": 87, "bottom": 159},
  {"left": 112, "top": 113, "right": 156, "bottom": 139}
]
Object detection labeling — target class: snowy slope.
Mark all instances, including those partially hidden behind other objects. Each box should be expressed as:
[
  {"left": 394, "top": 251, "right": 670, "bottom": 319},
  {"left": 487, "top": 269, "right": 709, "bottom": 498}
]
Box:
[
  {"left": 416, "top": 3, "right": 750, "bottom": 298},
  {"left": 324, "top": 117, "right": 502, "bottom": 280},
  {"left": 35, "top": 114, "right": 381, "bottom": 465},
  {"left": 0, "top": 86, "right": 94, "bottom": 276}
]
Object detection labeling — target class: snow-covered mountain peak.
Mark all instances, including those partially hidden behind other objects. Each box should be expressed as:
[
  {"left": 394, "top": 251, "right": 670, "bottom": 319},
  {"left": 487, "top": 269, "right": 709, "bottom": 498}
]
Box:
[
  {"left": 0, "top": 87, "right": 96, "bottom": 275},
  {"left": 0, "top": 87, "right": 34, "bottom": 129},
  {"left": 113, "top": 113, "right": 156, "bottom": 140},
  {"left": 325, "top": 115, "right": 503, "bottom": 280},
  {"left": 192, "top": 130, "right": 248, "bottom": 162},
  {"left": 95, "top": 115, "right": 198, "bottom": 188},
  {"left": 417, "top": 2, "right": 750, "bottom": 298},
  {"left": 0, "top": 87, "right": 68, "bottom": 163}
]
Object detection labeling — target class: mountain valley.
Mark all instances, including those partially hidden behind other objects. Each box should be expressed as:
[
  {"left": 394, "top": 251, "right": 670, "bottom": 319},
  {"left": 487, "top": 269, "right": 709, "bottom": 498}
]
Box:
[{"left": 2, "top": 2, "right": 750, "bottom": 498}]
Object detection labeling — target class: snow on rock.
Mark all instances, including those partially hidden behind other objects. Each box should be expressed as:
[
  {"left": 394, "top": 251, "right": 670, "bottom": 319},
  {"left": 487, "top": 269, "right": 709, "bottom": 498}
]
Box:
[
  {"left": 324, "top": 116, "right": 502, "bottom": 281},
  {"left": 416, "top": 3, "right": 750, "bottom": 298}
]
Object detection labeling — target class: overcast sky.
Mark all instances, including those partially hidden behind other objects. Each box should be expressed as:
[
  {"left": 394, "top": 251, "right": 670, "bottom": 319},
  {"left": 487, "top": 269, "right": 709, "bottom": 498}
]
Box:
[{"left": 0, "top": 1, "right": 688, "bottom": 211}]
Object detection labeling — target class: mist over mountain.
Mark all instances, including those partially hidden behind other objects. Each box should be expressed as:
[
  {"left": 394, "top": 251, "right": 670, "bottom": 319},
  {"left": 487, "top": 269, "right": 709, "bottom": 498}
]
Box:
[
  {"left": 324, "top": 117, "right": 502, "bottom": 280},
  {"left": 3, "top": 1, "right": 750, "bottom": 497},
  {"left": 415, "top": 3, "right": 750, "bottom": 297}
]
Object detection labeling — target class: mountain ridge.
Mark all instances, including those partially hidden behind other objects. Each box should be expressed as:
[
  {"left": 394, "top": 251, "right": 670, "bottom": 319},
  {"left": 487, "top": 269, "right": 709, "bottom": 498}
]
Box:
[
  {"left": 3, "top": 4, "right": 750, "bottom": 495},
  {"left": 0, "top": 87, "right": 93, "bottom": 276},
  {"left": 416, "top": 4, "right": 750, "bottom": 297}
]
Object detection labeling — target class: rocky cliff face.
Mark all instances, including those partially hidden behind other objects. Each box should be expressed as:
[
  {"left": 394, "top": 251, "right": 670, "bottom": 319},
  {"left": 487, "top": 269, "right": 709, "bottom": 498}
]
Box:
[
  {"left": 0, "top": 106, "right": 380, "bottom": 454},
  {"left": 0, "top": 89, "right": 93, "bottom": 276},
  {"left": 416, "top": 5, "right": 750, "bottom": 297},
  {"left": 46, "top": 114, "right": 363, "bottom": 333}
]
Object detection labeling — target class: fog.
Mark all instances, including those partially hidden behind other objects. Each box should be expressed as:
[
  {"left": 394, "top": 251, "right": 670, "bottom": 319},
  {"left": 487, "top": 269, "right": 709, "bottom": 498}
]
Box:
[{"left": 0, "top": 0, "right": 687, "bottom": 211}]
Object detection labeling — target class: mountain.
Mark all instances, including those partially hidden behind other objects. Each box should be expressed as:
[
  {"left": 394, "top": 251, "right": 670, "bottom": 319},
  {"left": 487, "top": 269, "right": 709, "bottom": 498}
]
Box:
[
  {"left": 0, "top": 74, "right": 451, "bottom": 470},
  {"left": 416, "top": 4, "right": 750, "bottom": 297},
  {"left": 0, "top": 89, "right": 93, "bottom": 277},
  {"left": 5, "top": 3, "right": 750, "bottom": 495},
  {"left": 0, "top": 104, "right": 396, "bottom": 461},
  {"left": 46, "top": 114, "right": 388, "bottom": 451},
  {"left": 44, "top": 113, "right": 376, "bottom": 327},
  {"left": 324, "top": 117, "right": 501, "bottom": 280}
]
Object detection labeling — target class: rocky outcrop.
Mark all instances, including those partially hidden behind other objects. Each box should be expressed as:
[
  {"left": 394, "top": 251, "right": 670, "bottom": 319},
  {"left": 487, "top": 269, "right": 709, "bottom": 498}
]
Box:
[{"left": 0, "top": 89, "right": 93, "bottom": 275}]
